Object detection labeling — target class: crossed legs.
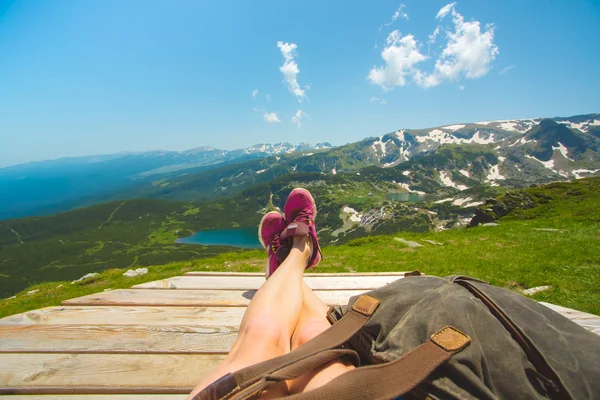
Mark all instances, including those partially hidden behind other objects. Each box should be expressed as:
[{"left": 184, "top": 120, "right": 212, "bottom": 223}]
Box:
[{"left": 186, "top": 237, "right": 354, "bottom": 399}]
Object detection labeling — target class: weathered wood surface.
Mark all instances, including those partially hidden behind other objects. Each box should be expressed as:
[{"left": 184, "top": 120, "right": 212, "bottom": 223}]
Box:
[
  {"left": 62, "top": 288, "right": 364, "bottom": 307},
  {"left": 1, "top": 273, "right": 599, "bottom": 397},
  {"left": 0, "top": 324, "right": 237, "bottom": 353},
  {"left": 134, "top": 275, "right": 401, "bottom": 290},
  {"left": 540, "top": 302, "right": 600, "bottom": 334},
  {"left": 0, "top": 306, "right": 247, "bottom": 327},
  {"left": 0, "top": 353, "right": 226, "bottom": 394}
]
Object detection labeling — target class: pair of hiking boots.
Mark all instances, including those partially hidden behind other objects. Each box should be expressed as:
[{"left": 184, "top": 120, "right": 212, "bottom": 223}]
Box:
[{"left": 258, "top": 188, "right": 323, "bottom": 278}]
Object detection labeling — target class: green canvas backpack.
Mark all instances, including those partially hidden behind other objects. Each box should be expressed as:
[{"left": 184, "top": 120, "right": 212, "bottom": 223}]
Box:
[{"left": 195, "top": 274, "right": 600, "bottom": 400}]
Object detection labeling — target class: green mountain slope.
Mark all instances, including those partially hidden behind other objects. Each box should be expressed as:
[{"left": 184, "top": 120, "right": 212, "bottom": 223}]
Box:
[{"left": 2, "top": 177, "right": 598, "bottom": 319}]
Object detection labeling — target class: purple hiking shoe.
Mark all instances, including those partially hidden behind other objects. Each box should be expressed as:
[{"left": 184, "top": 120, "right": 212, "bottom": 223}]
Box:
[
  {"left": 258, "top": 211, "right": 289, "bottom": 278},
  {"left": 280, "top": 188, "right": 323, "bottom": 268}
]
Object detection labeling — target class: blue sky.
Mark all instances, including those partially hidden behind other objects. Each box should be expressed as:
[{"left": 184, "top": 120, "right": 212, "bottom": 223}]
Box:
[{"left": 1, "top": 0, "right": 599, "bottom": 167}]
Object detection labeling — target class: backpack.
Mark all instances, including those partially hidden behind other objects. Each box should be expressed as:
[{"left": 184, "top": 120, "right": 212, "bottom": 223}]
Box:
[{"left": 194, "top": 274, "right": 600, "bottom": 400}]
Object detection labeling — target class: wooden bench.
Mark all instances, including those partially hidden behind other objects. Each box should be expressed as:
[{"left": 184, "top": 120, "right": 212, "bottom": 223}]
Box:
[{"left": 0, "top": 272, "right": 598, "bottom": 398}]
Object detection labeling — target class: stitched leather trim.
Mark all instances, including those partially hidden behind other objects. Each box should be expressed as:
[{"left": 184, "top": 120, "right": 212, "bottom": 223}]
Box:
[
  {"left": 351, "top": 295, "right": 380, "bottom": 316},
  {"left": 430, "top": 326, "right": 471, "bottom": 352}
]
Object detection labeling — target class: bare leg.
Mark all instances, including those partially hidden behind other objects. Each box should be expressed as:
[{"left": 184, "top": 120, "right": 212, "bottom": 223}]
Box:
[
  {"left": 187, "top": 237, "right": 312, "bottom": 399},
  {"left": 288, "top": 282, "right": 356, "bottom": 394}
]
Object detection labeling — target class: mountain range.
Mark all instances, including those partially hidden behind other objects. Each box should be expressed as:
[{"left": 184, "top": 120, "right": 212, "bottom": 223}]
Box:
[
  {"left": 1, "top": 113, "right": 599, "bottom": 297},
  {"left": 0, "top": 142, "right": 332, "bottom": 220},
  {"left": 1, "top": 114, "right": 599, "bottom": 221}
]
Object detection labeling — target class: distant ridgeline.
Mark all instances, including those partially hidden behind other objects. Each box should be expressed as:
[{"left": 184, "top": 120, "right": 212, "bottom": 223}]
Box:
[{"left": 1, "top": 114, "right": 598, "bottom": 221}]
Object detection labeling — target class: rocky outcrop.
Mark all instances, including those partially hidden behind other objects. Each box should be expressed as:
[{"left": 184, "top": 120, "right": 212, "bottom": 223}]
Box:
[{"left": 469, "top": 191, "right": 534, "bottom": 227}]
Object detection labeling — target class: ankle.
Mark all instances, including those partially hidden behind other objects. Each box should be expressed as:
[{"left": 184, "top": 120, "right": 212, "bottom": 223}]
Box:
[{"left": 292, "top": 236, "right": 312, "bottom": 260}]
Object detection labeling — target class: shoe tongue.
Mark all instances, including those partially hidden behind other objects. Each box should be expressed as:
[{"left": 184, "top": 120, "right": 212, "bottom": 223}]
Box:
[{"left": 280, "top": 221, "right": 310, "bottom": 240}]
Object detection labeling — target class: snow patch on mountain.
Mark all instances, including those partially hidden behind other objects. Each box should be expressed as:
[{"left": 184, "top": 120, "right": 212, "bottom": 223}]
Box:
[
  {"left": 416, "top": 129, "right": 457, "bottom": 144},
  {"left": 243, "top": 142, "right": 331, "bottom": 155},
  {"left": 556, "top": 118, "right": 600, "bottom": 133},
  {"left": 525, "top": 155, "right": 555, "bottom": 170},
  {"left": 439, "top": 171, "right": 469, "bottom": 191},
  {"left": 486, "top": 165, "right": 505, "bottom": 186},
  {"left": 508, "top": 137, "right": 535, "bottom": 147},
  {"left": 452, "top": 197, "right": 472, "bottom": 206},
  {"left": 459, "top": 169, "right": 470, "bottom": 178},
  {"left": 372, "top": 136, "right": 391, "bottom": 157},
  {"left": 393, "top": 181, "right": 427, "bottom": 195},
  {"left": 552, "top": 143, "right": 573, "bottom": 161},
  {"left": 442, "top": 124, "right": 466, "bottom": 131},
  {"left": 498, "top": 122, "right": 524, "bottom": 133},
  {"left": 470, "top": 131, "right": 495, "bottom": 144},
  {"left": 572, "top": 169, "right": 599, "bottom": 179},
  {"left": 525, "top": 153, "right": 570, "bottom": 177}
]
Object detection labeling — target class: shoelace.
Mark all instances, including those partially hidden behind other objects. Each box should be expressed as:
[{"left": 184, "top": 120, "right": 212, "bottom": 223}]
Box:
[
  {"left": 270, "top": 232, "right": 282, "bottom": 252},
  {"left": 293, "top": 210, "right": 314, "bottom": 226}
]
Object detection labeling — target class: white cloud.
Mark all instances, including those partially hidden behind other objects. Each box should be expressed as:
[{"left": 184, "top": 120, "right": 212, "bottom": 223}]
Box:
[
  {"left": 381, "top": 3, "right": 409, "bottom": 30},
  {"left": 500, "top": 65, "right": 515, "bottom": 75},
  {"left": 417, "top": 4, "right": 499, "bottom": 88},
  {"left": 436, "top": 2, "right": 456, "bottom": 19},
  {"left": 459, "top": 85, "right": 465, "bottom": 90},
  {"left": 368, "top": 31, "right": 427, "bottom": 90},
  {"left": 263, "top": 112, "right": 281, "bottom": 124},
  {"left": 252, "top": 89, "right": 259, "bottom": 98},
  {"left": 277, "top": 41, "right": 305, "bottom": 102},
  {"left": 370, "top": 3, "right": 498, "bottom": 90},
  {"left": 291, "top": 109, "right": 304, "bottom": 127},
  {"left": 370, "top": 96, "right": 387, "bottom": 105},
  {"left": 428, "top": 26, "right": 441, "bottom": 45}
]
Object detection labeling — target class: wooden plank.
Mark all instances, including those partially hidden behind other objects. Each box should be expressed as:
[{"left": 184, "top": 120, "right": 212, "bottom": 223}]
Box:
[
  {"left": 0, "top": 306, "right": 246, "bottom": 327},
  {"left": 133, "top": 275, "right": 401, "bottom": 290},
  {"left": 63, "top": 289, "right": 364, "bottom": 307},
  {"left": 184, "top": 271, "right": 409, "bottom": 277},
  {"left": 0, "top": 324, "right": 237, "bottom": 353},
  {"left": 540, "top": 302, "right": 600, "bottom": 334},
  {"left": 6, "top": 396, "right": 186, "bottom": 399},
  {"left": 0, "top": 353, "right": 225, "bottom": 394}
]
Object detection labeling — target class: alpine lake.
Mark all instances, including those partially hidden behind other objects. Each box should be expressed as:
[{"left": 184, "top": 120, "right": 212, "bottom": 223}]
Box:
[
  {"left": 177, "top": 194, "right": 429, "bottom": 248},
  {"left": 176, "top": 227, "right": 262, "bottom": 249}
]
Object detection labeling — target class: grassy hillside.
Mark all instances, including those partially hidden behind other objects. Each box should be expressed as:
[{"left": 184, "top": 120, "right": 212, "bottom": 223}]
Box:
[
  {"left": 0, "top": 196, "right": 272, "bottom": 297},
  {"left": 1, "top": 177, "right": 599, "bottom": 318}
]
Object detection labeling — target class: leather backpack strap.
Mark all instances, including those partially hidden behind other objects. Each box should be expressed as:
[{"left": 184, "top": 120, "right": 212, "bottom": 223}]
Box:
[
  {"left": 228, "top": 349, "right": 359, "bottom": 400},
  {"left": 191, "top": 295, "right": 380, "bottom": 400},
  {"left": 283, "top": 326, "right": 472, "bottom": 400}
]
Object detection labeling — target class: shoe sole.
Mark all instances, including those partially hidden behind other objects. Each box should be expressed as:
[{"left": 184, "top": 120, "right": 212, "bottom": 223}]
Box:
[
  {"left": 288, "top": 188, "right": 317, "bottom": 219},
  {"left": 257, "top": 211, "right": 283, "bottom": 249}
]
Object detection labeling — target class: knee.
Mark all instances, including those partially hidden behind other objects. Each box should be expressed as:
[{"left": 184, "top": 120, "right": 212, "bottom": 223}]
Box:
[
  {"left": 239, "top": 315, "right": 288, "bottom": 354},
  {"left": 294, "top": 319, "right": 330, "bottom": 348}
]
